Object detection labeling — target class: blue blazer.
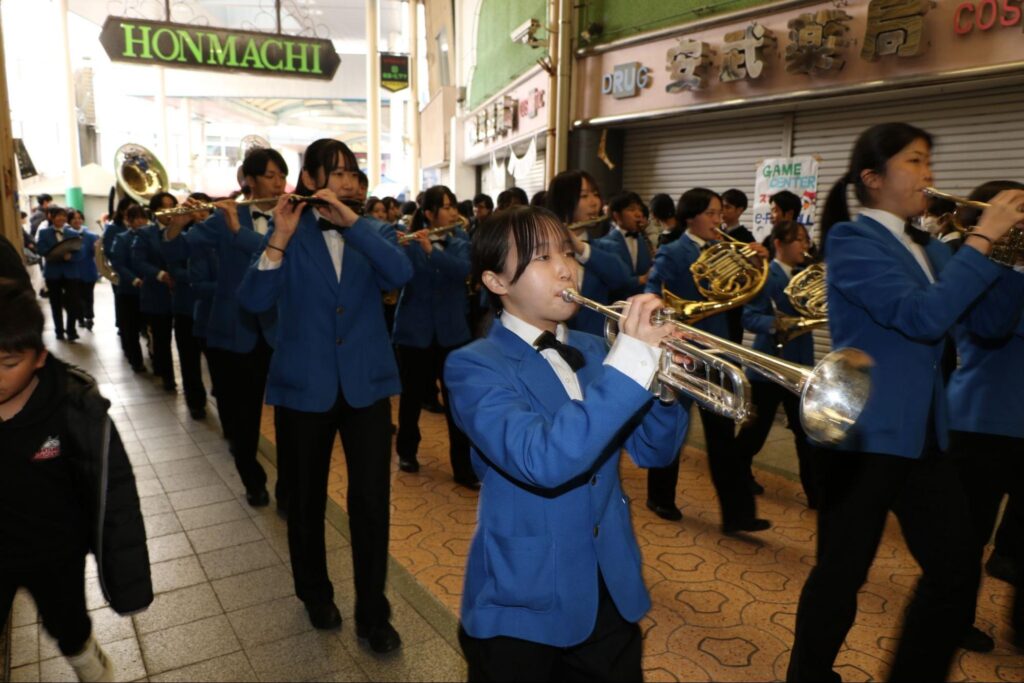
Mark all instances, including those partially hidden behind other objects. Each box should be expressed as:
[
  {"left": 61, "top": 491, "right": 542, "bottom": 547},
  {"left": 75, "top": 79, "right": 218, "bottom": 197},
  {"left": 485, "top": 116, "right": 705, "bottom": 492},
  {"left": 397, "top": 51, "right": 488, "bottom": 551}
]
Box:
[
  {"left": 188, "top": 245, "right": 218, "bottom": 338},
  {"left": 74, "top": 229, "right": 100, "bottom": 283},
  {"left": 392, "top": 229, "right": 472, "bottom": 349},
  {"left": 594, "top": 228, "right": 651, "bottom": 296},
  {"left": 444, "top": 319, "right": 688, "bottom": 646},
  {"left": 164, "top": 226, "right": 196, "bottom": 317},
  {"left": 645, "top": 235, "right": 729, "bottom": 339},
  {"left": 102, "top": 223, "right": 127, "bottom": 293},
  {"left": 37, "top": 226, "right": 83, "bottom": 280},
  {"left": 948, "top": 300, "right": 1024, "bottom": 440},
  {"left": 825, "top": 215, "right": 1024, "bottom": 457},
  {"left": 162, "top": 206, "right": 276, "bottom": 353},
  {"left": 108, "top": 230, "right": 140, "bottom": 298},
  {"left": 569, "top": 244, "right": 632, "bottom": 337},
  {"left": 130, "top": 224, "right": 173, "bottom": 315},
  {"left": 742, "top": 261, "right": 814, "bottom": 382},
  {"left": 237, "top": 211, "right": 414, "bottom": 411}
]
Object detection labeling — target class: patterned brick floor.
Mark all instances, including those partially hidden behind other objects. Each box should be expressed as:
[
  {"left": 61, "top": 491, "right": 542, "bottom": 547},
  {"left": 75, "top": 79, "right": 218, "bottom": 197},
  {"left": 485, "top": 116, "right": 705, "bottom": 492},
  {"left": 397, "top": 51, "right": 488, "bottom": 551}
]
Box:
[{"left": 260, "top": 403, "right": 1022, "bottom": 682}]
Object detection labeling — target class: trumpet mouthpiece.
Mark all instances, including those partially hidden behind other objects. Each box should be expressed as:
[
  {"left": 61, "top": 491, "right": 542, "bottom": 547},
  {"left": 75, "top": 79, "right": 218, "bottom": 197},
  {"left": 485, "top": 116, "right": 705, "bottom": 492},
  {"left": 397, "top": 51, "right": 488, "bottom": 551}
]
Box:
[{"left": 560, "top": 288, "right": 579, "bottom": 303}]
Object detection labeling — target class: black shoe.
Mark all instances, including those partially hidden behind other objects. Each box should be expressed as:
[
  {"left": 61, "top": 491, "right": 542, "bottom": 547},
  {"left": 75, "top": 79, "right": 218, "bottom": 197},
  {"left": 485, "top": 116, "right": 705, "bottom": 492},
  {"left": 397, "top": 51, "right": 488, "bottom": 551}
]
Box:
[
  {"left": 67, "top": 331, "right": 80, "bottom": 342},
  {"left": 748, "top": 477, "right": 765, "bottom": 495},
  {"left": 305, "top": 601, "right": 342, "bottom": 630},
  {"left": 55, "top": 331, "right": 65, "bottom": 340},
  {"left": 646, "top": 499, "right": 683, "bottom": 522},
  {"left": 162, "top": 382, "right": 177, "bottom": 393},
  {"left": 985, "top": 551, "right": 1019, "bottom": 584},
  {"left": 84, "top": 319, "right": 93, "bottom": 331},
  {"left": 356, "top": 621, "right": 402, "bottom": 654},
  {"left": 40, "top": 288, "right": 49, "bottom": 298},
  {"left": 246, "top": 488, "right": 270, "bottom": 507},
  {"left": 189, "top": 406, "right": 207, "bottom": 420},
  {"left": 398, "top": 457, "right": 420, "bottom": 473},
  {"left": 454, "top": 477, "right": 480, "bottom": 490},
  {"left": 960, "top": 625, "right": 995, "bottom": 653},
  {"left": 131, "top": 363, "right": 146, "bottom": 374},
  {"left": 722, "top": 518, "right": 772, "bottom": 535},
  {"left": 422, "top": 398, "right": 445, "bottom": 414}
]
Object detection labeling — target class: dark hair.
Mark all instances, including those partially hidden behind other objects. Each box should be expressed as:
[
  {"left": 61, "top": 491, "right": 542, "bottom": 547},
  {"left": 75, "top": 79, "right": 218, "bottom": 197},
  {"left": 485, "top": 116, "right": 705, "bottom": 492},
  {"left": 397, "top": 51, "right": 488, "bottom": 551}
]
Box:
[
  {"left": 365, "top": 196, "right": 385, "bottom": 216},
  {"left": 188, "top": 192, "right": 213, "bottom": 203},
  {"left": 67, "top": 209, "right": 84, "bottom": 223},
  {"left": 458, "top": 199, "right": 473, "bottom": 219},
  {"left": 472, "top": 206, "right": 569, "bottom": 312},
  {"left": 382, "top": 196, "right": 400, "bottom": 212},
  {"left": 530, "top": 190, "right": 547, "bottom": 208},
  {"left": 473, "top": 193, "right": 494, "bottom": 210},
  {"left": 241, "top": 148, "right": 288, "bottom": 179},
  {"left": 822, "top": 122, "right": 933, "bottom": 251},
  {"left": 357, "top": 170, "right": 369, "bottom": 189},
  {"left": 149, "top": 192, "right": 177, "bottom": 213},
  {"left": 496, "top": 187, "right": 529, "bottom": 211},
  {"left": 546, "top": 170, "right": 600, "bottom": 224},
  {"left": 957, "top": 180, "right": 1024, "bottom": 227},
  {"left": 46, "top": 206, "right": 67, "bottom": 218},
  {"left": 649, "top": 194, "right": 675, "bottom": 222},
  {"left": 925, "top": 195, "right": 956, "bottom": 217},
  {"left": 770, "top": 191, "right": 801, "bottom": 219},
  {"left": 125, "top": 205, "right": 147, "bottom": 224},
  {"left": 609, "top": 191, "right": 643, "bottom": 216},
  {"left": 295, "top": 138, "right": 359, "bottom": 195},
  {"left": 411, "top": 185, "right": 458, "bottom": 231},
  {"left": 19, "top": 211, "right": 26, "bottom": 219},
  {"left": 37, "top": 194, "right": 53, "bottom": 205},
  {"left": 721, "top": 188, "right": 748, "bottom": 212},
  {"left": 112, "top": 196, "right": 138, "bottom": 226},
  {"left": 0, "top": 279, "right": 44, "bottom": 353},
  {"left": 770, "top": 220, "right": 808, "bottom": 245},
  {"left": 400, "top": 200, "right": 417, "bottom": 216},
  {"left": 676, "top": 187, "right": 720, "bottom": 225}
]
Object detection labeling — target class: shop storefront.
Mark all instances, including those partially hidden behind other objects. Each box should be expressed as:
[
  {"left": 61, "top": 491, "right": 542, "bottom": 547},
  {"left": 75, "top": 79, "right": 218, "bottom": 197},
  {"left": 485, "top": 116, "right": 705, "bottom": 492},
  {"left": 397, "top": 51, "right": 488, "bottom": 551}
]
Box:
[{"left": 463, "top": 66, "right": 549, "bottom": 201}]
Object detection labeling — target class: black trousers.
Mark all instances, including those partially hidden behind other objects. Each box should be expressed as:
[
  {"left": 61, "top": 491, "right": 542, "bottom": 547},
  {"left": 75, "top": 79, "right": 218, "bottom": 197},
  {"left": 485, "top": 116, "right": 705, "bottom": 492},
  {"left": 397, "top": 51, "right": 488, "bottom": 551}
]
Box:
[
  {"left": 735, "top": 381, "right": 822, "bottom": 509},
  {"left": 111, "top": 284, "right": 120, "bottom": 329},
  {"left": 216, "top": 339, "right": 271, "bottom": 494},
  {"left": 81, "top": 281, "right": 95, "bottom": 321},
  {"left": 172, "top": 315, "right": 207, "bottom": 411},
  {"left": 786, "top": 451, "right": 976, "bottom": 682},
  {"left": 44, "top": 277, "right": 81, "bottom": 336},
  {"left": 648, "top": 407, "right": 754, "bottom": 524},
  {"left": 0, "top": 554, "right": 91, "bottom": 656},
  {"left": 115, "top": 293, "right": 144, "bottom": 369},
  {"left": 275, "top": 393, "right": 393, "bottom": 627},
  {"left": 949, "top": 430, "right": 1024, "bottom": 623},
  {"left": 396, "top": 343, "right": 475, "bottom": 483},
  {"left": 147, "top": 313, "right": 174, "bottom": 387},
  {"left": 458, "top": 574, "right": 642, "bottom": 682},
  {"left": 995, "top": 494, "right": 1022, "bottom": 561}
]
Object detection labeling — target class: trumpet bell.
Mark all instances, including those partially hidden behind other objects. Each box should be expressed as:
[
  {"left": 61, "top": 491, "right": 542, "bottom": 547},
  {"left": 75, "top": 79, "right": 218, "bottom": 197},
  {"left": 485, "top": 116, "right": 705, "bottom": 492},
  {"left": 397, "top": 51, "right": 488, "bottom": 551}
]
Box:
[
  {"left": 800, "top": 348, "right": 873, "bottom": 444},
  {"left": 663, "top": 241, "right": 769, "bottom": 323}
]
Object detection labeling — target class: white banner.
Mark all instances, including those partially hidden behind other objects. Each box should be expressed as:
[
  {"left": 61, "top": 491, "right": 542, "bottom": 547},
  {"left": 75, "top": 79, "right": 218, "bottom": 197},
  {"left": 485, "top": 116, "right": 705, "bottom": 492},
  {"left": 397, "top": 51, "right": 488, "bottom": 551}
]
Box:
[{"left": 752, "top": 156, "right": 819, "bottom": 242}]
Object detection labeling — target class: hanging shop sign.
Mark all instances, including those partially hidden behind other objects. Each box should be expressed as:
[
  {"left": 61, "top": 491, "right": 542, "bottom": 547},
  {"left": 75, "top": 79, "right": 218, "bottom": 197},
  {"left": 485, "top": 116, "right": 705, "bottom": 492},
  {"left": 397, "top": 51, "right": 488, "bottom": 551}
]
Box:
[
  {"left": 953, "top": 0, "right": 1023, "bottom": 34},
  {"left": 99, "top": 16, "right": 342, "bottom": 80},
  {"left": 380, "top": 53, "right": 410, "bottom": 92},
  {"left": 466, "top": 68, "right": 550, "bottom": 160},
  {"left": 602, "top": 62, "right": 652, "bottom": 98},
  {"left": 752, "top": 156, "right": 820, "bottom": 241},
  {"left": 472, "top": 89, "right": 546, "bottom": 144},
  {"left": 14, "top": 139, "right": 37, "bottom": 180}
]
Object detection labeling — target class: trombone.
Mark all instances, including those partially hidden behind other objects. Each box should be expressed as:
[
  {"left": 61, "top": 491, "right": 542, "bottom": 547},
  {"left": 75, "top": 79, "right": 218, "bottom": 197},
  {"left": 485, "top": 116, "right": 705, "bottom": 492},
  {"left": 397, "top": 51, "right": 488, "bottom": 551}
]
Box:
[
  {"left": 922, "top": 187, "right": 1024, "bottom": 266},
  {"left": 561, "top": 288, "right": 873, "bottom": 444}
]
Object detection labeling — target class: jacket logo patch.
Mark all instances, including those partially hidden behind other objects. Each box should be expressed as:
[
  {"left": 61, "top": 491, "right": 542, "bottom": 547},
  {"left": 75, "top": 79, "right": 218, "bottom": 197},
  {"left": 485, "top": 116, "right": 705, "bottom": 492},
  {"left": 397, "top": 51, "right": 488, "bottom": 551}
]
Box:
[{"left": 31, "top": 436, "right": 61, "bottom": 461}]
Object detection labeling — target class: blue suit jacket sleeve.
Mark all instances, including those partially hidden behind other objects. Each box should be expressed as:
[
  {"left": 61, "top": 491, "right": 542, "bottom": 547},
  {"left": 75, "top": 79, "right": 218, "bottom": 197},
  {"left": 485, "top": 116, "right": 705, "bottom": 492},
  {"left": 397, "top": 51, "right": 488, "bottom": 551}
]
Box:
[
  {"left": 827, "top": 223, "right": 1005, "bottom": 342},
  {"left": 130, "top": 230, "right": 161, "bottom": 281},
  {"left": 188, "top": 249, "right": 217, "bottom": 298},
  {"left": 645, "top": 245, "right": 679, "bottom": 295},
  {"left": 961, "top": 268, "right": 1024, "bottom": 339},
  {"left": 343, "top": 217, "right": 414, "bottom": 290},
  {"left": 622, "top": 400, "right": 688, "bottom": 470},
  {"left": 445, "top": 348, "right": 660, "bottom": 491},
  {"left": 416, "top": 234, "right": 470, "bottom": 282},
  {"left": 742, "top": 285, "right": 776, "bottom": 335},
  {"left": 585, "top": 244, "right": 631, "bottom": 291}
]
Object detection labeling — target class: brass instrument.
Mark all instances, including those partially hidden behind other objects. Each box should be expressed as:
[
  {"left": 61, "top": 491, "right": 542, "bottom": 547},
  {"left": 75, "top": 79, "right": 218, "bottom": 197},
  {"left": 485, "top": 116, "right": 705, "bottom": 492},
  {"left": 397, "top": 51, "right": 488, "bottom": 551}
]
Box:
[
  {"left": 152, "top": 194, "right": 362, "bottom": 219},
  {"left": 562, "top": 288, "right": 873, "bottom": 444},
  {"left": 661, "top": 227, "right": 769, "bottom": 324},
  {"left": 114, "top": 143, "right": 169, "bottom": 205},
  {"left": 95, "top": 226, "right": 119, "bottom": 285},
  {"left": 776, "top": 252, "right": 828, "bottom": 348},
  {"left": 922, "top": 187, "right": 1024, "bottom": 266},
  {"left": 566, "top": 216, "right": 607, "bottom": 233}
]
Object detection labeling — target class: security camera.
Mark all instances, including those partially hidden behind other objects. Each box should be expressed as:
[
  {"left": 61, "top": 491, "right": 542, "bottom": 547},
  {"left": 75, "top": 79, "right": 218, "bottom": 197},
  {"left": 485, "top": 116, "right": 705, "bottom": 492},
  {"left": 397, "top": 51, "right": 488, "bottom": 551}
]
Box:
[{"left": 510, "top": 18, "right": 541, "bottom": 46}]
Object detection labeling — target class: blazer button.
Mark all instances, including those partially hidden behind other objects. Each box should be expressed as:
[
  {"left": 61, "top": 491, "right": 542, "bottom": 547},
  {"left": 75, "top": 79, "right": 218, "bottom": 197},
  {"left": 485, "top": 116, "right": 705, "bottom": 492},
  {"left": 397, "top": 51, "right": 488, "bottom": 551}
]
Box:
[
  {"left": 335, "top": 337, "right": 343, "bottom": 345},
  {"left": 593, "top": 525, "right": 599, "bottom": 538},
  {"left": 336, "top": 306, "right": 344, "bottom": 314}
]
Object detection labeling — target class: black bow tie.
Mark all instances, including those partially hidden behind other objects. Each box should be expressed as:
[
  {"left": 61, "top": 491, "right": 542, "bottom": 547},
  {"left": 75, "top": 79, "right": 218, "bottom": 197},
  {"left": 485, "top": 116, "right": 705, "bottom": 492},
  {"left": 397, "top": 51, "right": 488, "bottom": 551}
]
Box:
[
  {"left": 623, "top": 232, "right": 638, "bottom": 239},
  {"left": 904, "top": 221, "right": 931, "bottom": 246},
  {"left": 534, "top": 331, "right": 586, "bottom": 372},
  {"left": 318, "top": 217, "right": 345, "bottom": 234},
  {"left": 252, "top": 211, "right": 272, "bottom": 221}
]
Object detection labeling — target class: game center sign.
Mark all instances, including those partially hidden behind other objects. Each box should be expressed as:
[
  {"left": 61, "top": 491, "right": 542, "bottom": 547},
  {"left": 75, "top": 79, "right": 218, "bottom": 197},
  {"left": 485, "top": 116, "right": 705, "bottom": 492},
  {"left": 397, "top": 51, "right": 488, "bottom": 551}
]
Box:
[{"left": 99, "top": 16, "right": 341, "bottom": 80}]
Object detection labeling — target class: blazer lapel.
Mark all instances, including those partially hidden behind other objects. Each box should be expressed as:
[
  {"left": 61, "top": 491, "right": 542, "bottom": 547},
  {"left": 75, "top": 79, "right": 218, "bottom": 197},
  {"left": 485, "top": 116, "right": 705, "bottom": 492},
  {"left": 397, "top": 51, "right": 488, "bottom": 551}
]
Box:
[
  {"left": 297, "top": 212, "right": 340, "bottom": 291},
  {"left": 490, "top": 322, "right": 572, "bottom": 417},
  {"left": 857, "top": 216, "right": 931, "bottom": 286}
]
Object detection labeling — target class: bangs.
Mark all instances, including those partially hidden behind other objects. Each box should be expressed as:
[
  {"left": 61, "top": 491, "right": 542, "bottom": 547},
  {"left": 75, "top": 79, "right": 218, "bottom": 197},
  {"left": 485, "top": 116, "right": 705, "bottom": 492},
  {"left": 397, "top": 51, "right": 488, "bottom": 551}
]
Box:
[{"left": 509, "top": 209, "right": 570, "bottom": 284}]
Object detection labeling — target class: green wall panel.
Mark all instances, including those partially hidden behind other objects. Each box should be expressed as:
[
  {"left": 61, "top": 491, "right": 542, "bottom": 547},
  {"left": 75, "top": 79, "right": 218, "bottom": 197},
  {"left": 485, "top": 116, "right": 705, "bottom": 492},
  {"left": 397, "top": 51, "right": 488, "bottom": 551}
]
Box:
[
  {"left": 469, "top": 0, "right": 547, "bottom": 109},
  {"left": 581, "top": 0, "right": 771, "bottom": 46}
]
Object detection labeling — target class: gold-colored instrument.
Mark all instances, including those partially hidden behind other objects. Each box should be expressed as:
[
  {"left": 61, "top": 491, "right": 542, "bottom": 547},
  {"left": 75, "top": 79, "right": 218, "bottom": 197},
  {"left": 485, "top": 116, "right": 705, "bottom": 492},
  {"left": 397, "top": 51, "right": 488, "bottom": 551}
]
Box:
[
  {"left": 661, "top": 227, "right": 769, "bottom": 323},
  {"left": 95, "top": 230, "right": 119, "bottom": 285},
  {"left": 566, "top": 216, "right": 607, "bottom": 233},
  {"left": 562, "top": 288, "right": 873, "bottom": 444},
  {"left": 152, "top": 194, "right": 363, "bottom": 219},
  {"left": 114, "top": 143, "right": 169, "bottom": 205},
  {"left": 776, "top": 253, "right": 828, "bottom": 348},
  {"left": 922, "top": 187, "right": 1024, "bottom": 266}
]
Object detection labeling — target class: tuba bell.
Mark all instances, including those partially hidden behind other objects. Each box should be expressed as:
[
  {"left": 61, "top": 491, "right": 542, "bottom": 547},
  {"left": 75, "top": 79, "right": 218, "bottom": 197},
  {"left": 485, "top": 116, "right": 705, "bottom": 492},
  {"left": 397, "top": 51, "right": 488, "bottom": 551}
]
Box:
[{"left": 114, "top": 143, "right": 169, "bottom": 206}]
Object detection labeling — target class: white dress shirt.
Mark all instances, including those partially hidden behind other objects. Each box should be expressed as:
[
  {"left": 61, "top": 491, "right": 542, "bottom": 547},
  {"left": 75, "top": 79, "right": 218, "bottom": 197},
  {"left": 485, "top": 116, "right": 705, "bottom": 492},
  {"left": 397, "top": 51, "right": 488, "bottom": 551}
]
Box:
[
  {"left": 615, "top": 223, "right": 639, "bottom": 270},
  {"left": 250, "top": 211, "right": 271, "bottom": 236},
  {"left": 686, "top": 231, "right": 707, "bottom": 250},
  {"left": 500, "top": 311, "right": 661, "bottom": 400},
  {"left": 773, "top": 259, "right": 794, "bottom": 280},
  {"left": 860, "top": 208, "right": 935, "bottom": 283},
  {"left": 258, "top": 209, "right": 344, "bottom": 281}
]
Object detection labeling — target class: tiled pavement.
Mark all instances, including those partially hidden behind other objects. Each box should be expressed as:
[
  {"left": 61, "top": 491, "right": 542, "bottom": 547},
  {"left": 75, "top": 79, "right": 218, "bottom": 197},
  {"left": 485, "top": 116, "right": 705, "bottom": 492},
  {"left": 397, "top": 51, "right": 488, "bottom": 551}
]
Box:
[{"left": 8, "top": 285, "right": 1022, "bottom": 681}]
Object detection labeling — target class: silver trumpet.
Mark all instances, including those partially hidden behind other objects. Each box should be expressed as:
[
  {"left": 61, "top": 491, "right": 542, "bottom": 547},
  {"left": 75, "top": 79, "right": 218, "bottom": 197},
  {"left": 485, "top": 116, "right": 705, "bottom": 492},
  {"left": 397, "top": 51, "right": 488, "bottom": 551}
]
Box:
[{"left": 561, "top": 288, "right": 874, "bottom": 444}]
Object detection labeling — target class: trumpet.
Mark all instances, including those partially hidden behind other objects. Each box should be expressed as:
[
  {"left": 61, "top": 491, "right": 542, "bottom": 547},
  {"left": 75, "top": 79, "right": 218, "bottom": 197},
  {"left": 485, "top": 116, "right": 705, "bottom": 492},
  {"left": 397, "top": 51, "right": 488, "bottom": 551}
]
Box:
[
  {"left": 922, "top": 187, "right": 1024, "bottom": 266},
  {"left": 397, "top": 219, "right": 466, "bottom": 245},
  {"left": 561, "top": 288, "right": 873, "bottom": 444},
  {"left": 153, "top": 194, "right": 364, "bottom": 219}
]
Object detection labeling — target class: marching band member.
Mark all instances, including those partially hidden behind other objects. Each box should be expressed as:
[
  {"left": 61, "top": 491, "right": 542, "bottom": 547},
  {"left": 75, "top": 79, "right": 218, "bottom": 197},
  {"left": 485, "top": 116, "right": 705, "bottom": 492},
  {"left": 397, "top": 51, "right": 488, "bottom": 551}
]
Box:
[
  {"left": 645, "top": 188, "right": 770, "bottom": 530},
  {"left": 237, "top": 139, "right": 412, "bottom": 650},
  {"left": 36, "top": 206, "right": 83, "bottom": 341},
  {"left": 102, "top": 198, "right": 137, "bottom": 336},
  {"left": 67, "top": 210, "right": 99, "bottom": 332},
  {"left": 108, "top": 205, "right": 147, "bottom": 372},
  {"left": 545, "top": 170, "right": 631, "bottom": 337},
  {"left": 132, "top": 193, "right": 179, "bottom": 392},
  {"left": 444, "top": 206, "right": 688, "bottom": 681},
  {"left": 787, "top": 123, "right": 1024, "bottom": 682},
  {"left": 735, "top": 220, "right": 819, "bottom": 506},
  {"left": 392, "top": 185, "right": 476, "bottom": 486},
  {"left": 946, "top": 179, "right": 1024, "bottom": 653},
  {"left": 595, "top": 191, "right": 653, "bottom": 298},
  {"left": 161, "top": 149, "right": 286, "bottom": 508}
]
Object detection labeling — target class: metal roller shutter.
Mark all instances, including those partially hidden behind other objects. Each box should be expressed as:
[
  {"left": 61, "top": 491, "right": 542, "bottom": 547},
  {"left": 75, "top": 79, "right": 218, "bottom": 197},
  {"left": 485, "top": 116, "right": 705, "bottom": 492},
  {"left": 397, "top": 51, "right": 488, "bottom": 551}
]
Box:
[
  {"left": 793, "top": 85, "right": 1024, "bottom": 361},
  {"left": 517, "top": 156, "right": 547, "bottom": 198}
]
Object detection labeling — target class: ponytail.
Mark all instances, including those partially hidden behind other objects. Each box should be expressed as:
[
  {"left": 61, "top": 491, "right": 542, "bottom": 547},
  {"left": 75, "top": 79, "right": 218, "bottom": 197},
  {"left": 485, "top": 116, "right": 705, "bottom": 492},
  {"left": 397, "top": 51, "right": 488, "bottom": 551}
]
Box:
[{"left": 820, "top": 174, "right": 852, "bottom": 258}]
